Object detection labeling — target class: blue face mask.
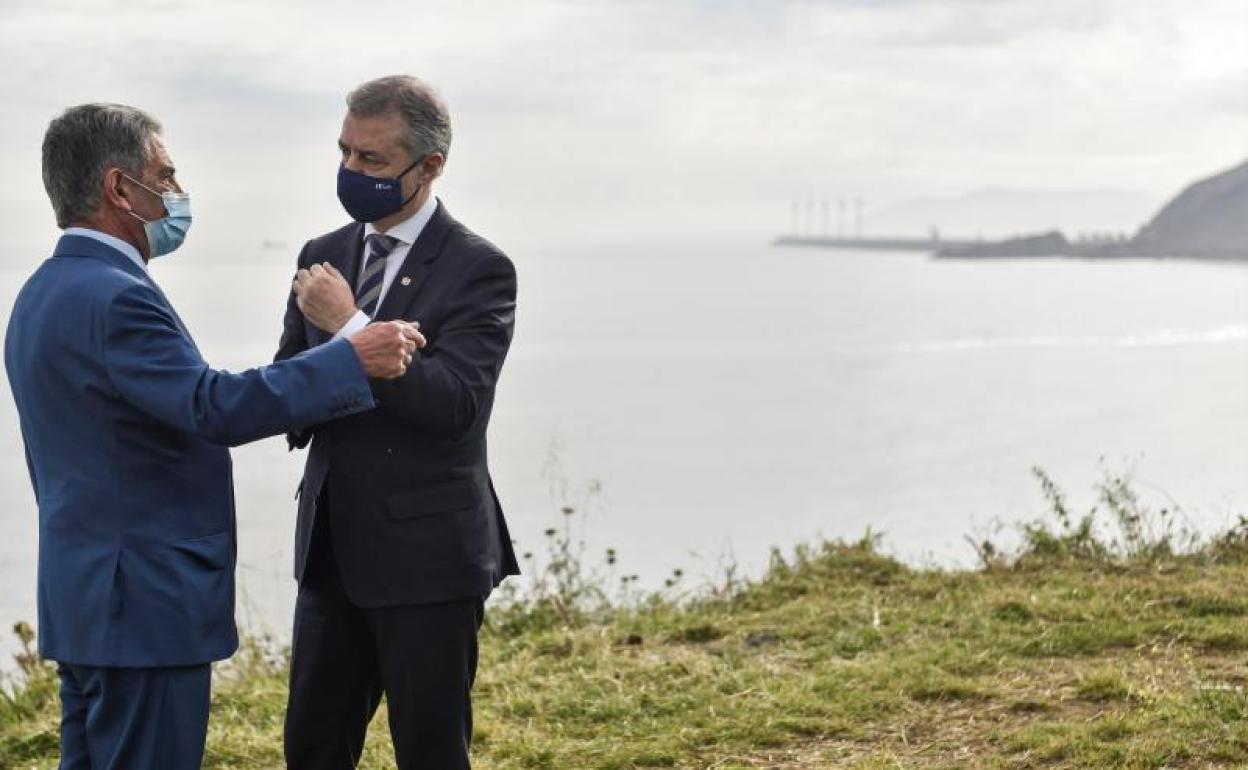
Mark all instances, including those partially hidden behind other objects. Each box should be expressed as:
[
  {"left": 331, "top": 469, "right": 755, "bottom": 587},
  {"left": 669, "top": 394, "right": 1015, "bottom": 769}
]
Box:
[
  {"left": 123, "top": 174, "right": 192, "bottom": 259},
  {"left": 336, "top": 156, "right": 423, "bottom": 223}
]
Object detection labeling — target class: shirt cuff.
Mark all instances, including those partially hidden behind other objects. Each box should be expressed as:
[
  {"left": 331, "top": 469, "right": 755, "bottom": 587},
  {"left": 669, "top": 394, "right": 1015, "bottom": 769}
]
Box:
[{"left": 331, "top": 310, "right": 370, "bottom": 342}]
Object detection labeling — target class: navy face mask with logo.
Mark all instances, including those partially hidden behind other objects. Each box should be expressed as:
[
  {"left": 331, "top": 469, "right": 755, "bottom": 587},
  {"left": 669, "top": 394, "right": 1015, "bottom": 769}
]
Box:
[{"left": 336, "top": 156, "right": 424, "bottom": 223}]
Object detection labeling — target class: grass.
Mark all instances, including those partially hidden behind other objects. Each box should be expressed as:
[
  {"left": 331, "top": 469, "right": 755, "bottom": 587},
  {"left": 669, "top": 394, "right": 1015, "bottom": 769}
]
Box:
[{"left": 4, "top": 468, "right": 1248, "bottom": 768}]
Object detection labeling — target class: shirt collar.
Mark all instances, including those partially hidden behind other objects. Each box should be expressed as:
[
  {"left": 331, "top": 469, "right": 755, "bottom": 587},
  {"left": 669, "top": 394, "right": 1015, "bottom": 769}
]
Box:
[
  {"left": 63, "top": 227, "right": 147, "bottom": 273},
  {"left": 363, "top": 195, "right": 438, "bottom": 247}
]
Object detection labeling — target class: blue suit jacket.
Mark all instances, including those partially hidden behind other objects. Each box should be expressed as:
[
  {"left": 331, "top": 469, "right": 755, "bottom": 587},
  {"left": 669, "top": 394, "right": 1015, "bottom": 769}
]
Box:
[{"left": 4, "top": 234, "right": 374, "bottom": 667}]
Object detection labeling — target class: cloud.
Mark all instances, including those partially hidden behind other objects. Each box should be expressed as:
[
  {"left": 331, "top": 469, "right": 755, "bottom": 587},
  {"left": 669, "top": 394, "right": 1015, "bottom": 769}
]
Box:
[{"left": 0, "top": 0, "right": 1243, "bottom": 253}]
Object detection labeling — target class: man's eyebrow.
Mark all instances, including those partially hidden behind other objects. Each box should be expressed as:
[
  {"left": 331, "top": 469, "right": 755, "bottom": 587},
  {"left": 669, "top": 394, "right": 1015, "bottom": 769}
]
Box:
[
  {"left": 160, "top": 165, "right": 176, "bottom": 178},
  {"left": 338, "top": 141, "right": 383, "bottom": 161}
]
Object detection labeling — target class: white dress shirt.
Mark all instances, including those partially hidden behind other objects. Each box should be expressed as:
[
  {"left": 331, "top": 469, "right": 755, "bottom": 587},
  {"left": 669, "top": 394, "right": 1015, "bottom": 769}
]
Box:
[
  {"left": 63, "top": 227, "right": 147, "bottom": 273},
  {"left": 333, "top": 195, "right": 438, "bottom": 340}
]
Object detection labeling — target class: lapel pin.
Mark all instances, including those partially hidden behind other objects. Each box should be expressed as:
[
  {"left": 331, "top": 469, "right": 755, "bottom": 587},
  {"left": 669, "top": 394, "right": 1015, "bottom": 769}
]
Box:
[{"left": 400, "top": 276, "right": 412, "bottom": 286}]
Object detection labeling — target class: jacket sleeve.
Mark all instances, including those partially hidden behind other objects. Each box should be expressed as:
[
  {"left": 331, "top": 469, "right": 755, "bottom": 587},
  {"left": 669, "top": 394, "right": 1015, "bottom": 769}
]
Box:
[
  {"left": 104, "top": 280, "right": 374, "bottom": 448},
  {"left": 274, "top": 241, "right": 315, "bottom": 450},
  {"left": 370, "top": 250, "right": 516, "bottom": 441}
]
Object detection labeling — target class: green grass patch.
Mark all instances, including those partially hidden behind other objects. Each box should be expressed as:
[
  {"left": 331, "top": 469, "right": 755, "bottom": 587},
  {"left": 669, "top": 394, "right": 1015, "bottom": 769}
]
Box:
[{"left": 2, "top": 468, "right": 1247, "bottom": 767}]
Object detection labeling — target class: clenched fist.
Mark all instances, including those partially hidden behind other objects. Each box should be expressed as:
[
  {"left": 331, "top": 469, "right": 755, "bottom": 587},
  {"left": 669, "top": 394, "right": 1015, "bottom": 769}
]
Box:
[
  {"left": 348, "top": 321, "right": 427, "bottom": 379},
  {"left": 294, "top": 262, "right": 357, "bottom": 334}
]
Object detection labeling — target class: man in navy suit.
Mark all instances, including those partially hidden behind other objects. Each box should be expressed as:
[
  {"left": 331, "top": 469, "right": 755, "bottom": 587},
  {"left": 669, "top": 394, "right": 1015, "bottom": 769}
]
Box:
[
  {"left": 4, "top": 103, "right": 423, "bottom": 770},
  {"left": 276, "top": 76, "right": 519, "bottom": 769}
]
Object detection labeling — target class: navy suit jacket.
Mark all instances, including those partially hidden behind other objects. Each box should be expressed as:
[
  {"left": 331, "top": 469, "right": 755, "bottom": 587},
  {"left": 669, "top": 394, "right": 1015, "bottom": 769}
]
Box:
[
  {"left": 276, "top": 202, "right": 519, "bottom": 607},
  {"left": 4, "top": 234, "right": 374, "bottom": 667}
]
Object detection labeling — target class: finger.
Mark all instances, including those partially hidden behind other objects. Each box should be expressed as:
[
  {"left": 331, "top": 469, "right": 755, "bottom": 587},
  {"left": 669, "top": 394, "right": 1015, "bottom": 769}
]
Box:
[
  {"left": 323, "top": 263, "right": 345, "bottom": 281},
  {"left": 412, "top": 332, "right": 428, "bottom": 349},
  {"left": 308, "top": 263, "right": 325, "bottom": 276}
]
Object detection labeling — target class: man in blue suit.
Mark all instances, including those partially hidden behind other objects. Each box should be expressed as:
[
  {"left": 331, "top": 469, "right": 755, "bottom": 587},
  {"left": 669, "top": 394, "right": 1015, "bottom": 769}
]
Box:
[{"left": 4, "top": 103, "right": 424, "bottom": 770}]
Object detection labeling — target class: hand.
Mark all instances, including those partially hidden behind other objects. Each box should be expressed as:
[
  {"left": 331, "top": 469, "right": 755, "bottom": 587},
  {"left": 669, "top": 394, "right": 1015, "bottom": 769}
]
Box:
[
  {"left": 348, "top": 321, "right": 427, "bottom": 379},
  {"left": 394, "top": 320, "right": 428, "bottom": 350},
  {"left": 294, "top": 262, "right": 356, "bottom": 334}
]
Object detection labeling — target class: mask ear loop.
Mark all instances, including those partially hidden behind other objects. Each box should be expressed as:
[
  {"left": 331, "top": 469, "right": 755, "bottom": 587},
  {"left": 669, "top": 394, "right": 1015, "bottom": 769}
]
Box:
[
  {"left": 396, "top": 155, "right": 427, "bottom": 208},
  {"left": 119, "top": 173, "right": 166, "bottom": 221},
  {"left": 121, "top": 173, "right": 163, "bottom": 198}
]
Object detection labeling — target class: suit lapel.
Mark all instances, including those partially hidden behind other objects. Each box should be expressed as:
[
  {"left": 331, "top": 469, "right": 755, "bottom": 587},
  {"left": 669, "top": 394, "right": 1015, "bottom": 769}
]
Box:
[
  {"left": 307, "top": 224, "right": 366, "bottom": 346},
  {"left": 334, "top": 223, "right": 368, "bottom": 291},
  {"left": 374, "top": 202, "right": 456, "bottom": 322}
]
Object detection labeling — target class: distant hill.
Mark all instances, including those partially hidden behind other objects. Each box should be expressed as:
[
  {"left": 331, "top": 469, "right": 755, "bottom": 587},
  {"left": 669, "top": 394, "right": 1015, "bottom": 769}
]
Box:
[
  {"left": 1132, "top": 160, "right": 1248, "bottom": 259},
  {"left": 936, "top": 159, "right": 1248, "bottom": 260},
  {"left": 780, "top": 160, "right": 1248, "bottom": 260}
]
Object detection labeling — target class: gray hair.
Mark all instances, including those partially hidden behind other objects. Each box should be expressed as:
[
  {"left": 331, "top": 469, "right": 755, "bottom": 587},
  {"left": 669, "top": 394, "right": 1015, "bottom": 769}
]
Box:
[
  {"left": 347, "top": 75, "right": 452, "bottom": 162},
  {"left": 41, "top": 104, "right": 161, "bottom": 228}
]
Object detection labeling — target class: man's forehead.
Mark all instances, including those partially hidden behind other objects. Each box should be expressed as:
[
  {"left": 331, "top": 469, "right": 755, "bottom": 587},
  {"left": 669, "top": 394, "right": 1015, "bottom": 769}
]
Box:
[
  {"left": 340, "top": 112, "right": 406, "bottom": 149},
  {"left": 146, "top": 134, "right": 174, "bottom": 168}
]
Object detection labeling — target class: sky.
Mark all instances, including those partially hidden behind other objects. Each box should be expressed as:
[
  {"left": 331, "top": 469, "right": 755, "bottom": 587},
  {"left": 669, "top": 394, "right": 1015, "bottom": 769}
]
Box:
[{"left": 0, "top": 0, "right": 1245, "bottom": 256}]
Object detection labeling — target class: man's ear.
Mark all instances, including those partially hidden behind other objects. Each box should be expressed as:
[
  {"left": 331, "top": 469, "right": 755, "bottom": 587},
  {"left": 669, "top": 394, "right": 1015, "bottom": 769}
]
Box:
[
  {"left": 421, "top": 153, "right": 445, "bottom": 183},
  {"left": 101, "top": 168, "right": 131, "bottom": 212}
]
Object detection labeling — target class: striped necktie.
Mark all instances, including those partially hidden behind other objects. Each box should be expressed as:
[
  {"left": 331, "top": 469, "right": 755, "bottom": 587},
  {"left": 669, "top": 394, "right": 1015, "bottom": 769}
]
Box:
[{"left": 356, "top": 233, "right": 397, "bottom": 318}]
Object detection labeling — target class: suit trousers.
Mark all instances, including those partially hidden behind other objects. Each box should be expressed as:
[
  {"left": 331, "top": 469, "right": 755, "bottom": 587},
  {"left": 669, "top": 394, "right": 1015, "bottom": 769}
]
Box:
[
  {"left": 284, "top": 509, "right": 484, "bottom": 770},
  {"left": 57, "top": 661, "right": 211, "bottom": 770}
]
